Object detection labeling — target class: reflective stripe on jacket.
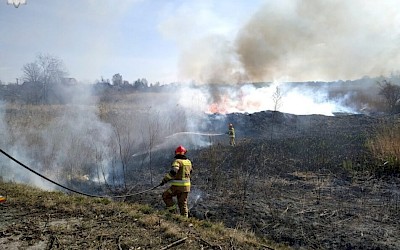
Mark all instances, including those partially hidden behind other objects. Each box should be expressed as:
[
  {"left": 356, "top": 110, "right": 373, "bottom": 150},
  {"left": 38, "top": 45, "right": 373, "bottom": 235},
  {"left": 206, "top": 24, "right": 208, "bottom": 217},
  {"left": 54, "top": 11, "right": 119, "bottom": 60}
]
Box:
[
  {"left": 162, "top": 159, "right": 192, "bottom": 187},
  {"left": 228, "top": 128, "right": 235, "bottom": 138},
  {"left": 170, "top": 159, "right": 192, "bottom": 187}
]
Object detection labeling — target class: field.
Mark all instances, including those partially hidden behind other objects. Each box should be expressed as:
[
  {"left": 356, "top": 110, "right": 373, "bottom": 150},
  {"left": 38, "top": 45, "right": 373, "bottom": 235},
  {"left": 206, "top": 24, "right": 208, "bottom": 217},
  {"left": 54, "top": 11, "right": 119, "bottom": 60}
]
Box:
[
  {"left": 133, "top": 111, "right": 400, "bottom": 249},
  {"left": 1, "top": 100, "right": 400, "bottom": 249}
]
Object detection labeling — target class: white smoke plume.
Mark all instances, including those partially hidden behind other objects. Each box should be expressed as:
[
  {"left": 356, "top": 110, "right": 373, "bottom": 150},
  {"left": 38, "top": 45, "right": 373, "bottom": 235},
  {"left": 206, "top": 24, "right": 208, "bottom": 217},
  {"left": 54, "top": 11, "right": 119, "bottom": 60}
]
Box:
[
  {"left": 0, "top": 87, "right": 118, "bottom": 190},
  {"left": 173, "top": 0, "right": 400, "bottom": 83},
  {"left": 0, "top": 102, "right": 56, "bottom": 190},
  {"left": 157, "top": 0, "right": 398, "bottom": 117},
  {"left": 175, "top": 82, "right": 356, "bottom": 116}
]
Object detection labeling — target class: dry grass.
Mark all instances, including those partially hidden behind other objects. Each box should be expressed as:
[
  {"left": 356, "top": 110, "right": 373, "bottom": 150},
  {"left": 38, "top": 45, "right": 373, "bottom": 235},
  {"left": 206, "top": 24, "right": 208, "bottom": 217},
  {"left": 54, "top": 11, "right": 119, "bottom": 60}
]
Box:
[
  {"left": 0, "top": 181, "right": 282, "bottom": 249},
  {"left": 367, "top": 121, "right": 400, "bottom": 173}
]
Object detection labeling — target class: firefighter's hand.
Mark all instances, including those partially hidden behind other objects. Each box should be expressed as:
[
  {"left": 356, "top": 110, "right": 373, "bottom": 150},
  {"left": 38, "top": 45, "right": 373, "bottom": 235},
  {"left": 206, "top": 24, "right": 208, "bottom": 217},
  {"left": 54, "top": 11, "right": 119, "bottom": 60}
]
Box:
[{"left": 160, "top": 181, "right": 165, "bottom": 186}]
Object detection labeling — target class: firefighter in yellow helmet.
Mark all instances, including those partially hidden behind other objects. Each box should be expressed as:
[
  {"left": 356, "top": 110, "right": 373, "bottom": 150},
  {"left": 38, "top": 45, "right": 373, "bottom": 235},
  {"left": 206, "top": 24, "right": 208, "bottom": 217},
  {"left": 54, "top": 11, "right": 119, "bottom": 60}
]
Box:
[
  {"left": 160, "top": 145, "right": 193, "bottom": 217},
  {"left": 227, "top": 123, "right": 236, "bottom": 146}
]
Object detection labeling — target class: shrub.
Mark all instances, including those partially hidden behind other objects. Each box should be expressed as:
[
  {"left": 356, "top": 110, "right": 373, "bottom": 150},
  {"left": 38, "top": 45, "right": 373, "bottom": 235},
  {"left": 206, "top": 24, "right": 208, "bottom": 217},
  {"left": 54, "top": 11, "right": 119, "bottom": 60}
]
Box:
[{"left": 367, "top": 122, "right": 400, "bottom": 175}]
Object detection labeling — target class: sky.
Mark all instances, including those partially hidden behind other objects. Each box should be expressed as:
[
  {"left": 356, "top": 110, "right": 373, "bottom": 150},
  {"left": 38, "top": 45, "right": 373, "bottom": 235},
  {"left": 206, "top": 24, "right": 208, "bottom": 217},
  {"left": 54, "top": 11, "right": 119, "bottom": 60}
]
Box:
[
  {"left": 0, "top": 0, "right": 263, "bottom": 84},
  {"left": 1, "top": 0, "right": 400, "bottom": 85}
]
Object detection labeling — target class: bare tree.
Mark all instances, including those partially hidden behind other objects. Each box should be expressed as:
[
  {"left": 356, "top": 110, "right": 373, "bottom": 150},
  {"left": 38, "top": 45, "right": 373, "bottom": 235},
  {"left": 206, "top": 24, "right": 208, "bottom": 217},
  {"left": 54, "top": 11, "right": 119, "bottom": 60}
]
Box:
[
  {"left": 22, "top": 54, "right": 67, "bottom": 104},
  {"left": 143, "top": 108, "right": 161, "bottom": 186},
  {"left": 107, "top": 112, "right": 138, "bottom": 190},
  {"left": 272, "top": 86, "right": 283, "bottom": 112},
  {"left": 270, "top": 86, "right": 284, "bottom": 139},
  {"left": 22, "top": 62, "right": 41, "bottom": 83},
  {"left": 378, "top": 79, "right": 400, "bottom": 113}
]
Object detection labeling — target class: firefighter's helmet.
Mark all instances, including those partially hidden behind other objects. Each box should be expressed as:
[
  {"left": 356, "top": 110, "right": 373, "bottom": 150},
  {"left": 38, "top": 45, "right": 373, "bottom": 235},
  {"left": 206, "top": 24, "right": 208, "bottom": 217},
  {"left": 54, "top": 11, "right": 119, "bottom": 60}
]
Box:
[
  {"left": 229, "top": 123, "right": 233, "bottom": 127},
  {"left": 175, "top": 145, "right": 187, "bottom": 155}
]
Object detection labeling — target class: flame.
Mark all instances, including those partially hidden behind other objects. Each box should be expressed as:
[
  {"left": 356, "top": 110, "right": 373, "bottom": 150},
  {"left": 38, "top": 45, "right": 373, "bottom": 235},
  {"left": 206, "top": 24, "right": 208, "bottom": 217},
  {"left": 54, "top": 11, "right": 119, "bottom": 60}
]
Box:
[
  {"left": 206, "top": 95, "right": 231, "bottom": 114},
  {"left": 187, "top": 83, "right": 351, "bottom": 116},
  {"left": 206, "top": 89, "right": 266, "bottom": 114}
]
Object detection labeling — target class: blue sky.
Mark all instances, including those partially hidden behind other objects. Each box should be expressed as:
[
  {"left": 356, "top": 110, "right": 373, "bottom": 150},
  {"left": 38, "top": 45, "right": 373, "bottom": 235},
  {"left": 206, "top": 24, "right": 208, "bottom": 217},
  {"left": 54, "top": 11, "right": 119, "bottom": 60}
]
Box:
[
  {"left": 0, "top": 0, "right": 264, "bottom": 84},
  {"left": 1, "top": 0, "right": 400, "bottom": 85}
]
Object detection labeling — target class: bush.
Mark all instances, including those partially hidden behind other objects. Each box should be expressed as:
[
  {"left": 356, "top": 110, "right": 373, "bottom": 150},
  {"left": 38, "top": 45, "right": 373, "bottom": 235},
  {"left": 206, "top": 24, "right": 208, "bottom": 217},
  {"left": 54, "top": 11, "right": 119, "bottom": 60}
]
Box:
[{"left": 367, "top": 122, "right": 400, "bottom": 175}]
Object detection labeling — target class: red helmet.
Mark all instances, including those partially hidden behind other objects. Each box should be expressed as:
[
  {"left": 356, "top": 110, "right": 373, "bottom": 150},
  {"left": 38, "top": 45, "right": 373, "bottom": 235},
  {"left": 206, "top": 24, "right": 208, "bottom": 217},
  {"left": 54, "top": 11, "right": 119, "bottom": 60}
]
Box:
[{"left": 175, "top": 145, "right": 187, "bottom": 155}]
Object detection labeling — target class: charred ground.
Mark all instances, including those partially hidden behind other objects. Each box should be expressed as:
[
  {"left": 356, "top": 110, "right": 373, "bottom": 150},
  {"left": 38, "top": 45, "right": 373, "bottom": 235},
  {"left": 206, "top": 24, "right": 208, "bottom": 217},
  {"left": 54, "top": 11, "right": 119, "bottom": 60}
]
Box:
[{"left": 128, "top": 111, "right": 400, "bottom": 249}]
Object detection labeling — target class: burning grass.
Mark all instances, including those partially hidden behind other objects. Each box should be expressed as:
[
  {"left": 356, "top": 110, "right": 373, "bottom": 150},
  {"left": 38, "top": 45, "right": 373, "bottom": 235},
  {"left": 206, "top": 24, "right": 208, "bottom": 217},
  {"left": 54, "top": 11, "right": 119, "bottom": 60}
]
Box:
[{"left": 0, "top": 181, "right": 282, "bottom": 249}]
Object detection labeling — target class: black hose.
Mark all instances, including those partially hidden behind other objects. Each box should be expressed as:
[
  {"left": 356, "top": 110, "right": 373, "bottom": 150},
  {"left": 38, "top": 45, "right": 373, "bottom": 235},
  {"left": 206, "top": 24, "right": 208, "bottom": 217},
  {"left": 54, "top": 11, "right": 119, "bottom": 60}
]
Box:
[{"left": 0, "top": 148, "right": 160, "bottom": 198}]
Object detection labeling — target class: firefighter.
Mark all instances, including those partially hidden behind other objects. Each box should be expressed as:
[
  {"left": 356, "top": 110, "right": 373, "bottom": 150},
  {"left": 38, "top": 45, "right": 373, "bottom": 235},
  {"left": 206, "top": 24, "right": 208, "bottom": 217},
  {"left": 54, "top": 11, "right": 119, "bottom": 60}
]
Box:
[
  {"left": 160, "top": 145, "right": 193, "bottom": 217},
  {"left": 227, "top": 123, "right": 236, "bottom": 146}
]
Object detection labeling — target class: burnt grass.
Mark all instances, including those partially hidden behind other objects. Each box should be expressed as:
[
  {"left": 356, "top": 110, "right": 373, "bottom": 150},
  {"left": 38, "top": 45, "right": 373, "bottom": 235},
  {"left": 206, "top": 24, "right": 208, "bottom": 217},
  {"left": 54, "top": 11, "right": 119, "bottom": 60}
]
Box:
[{"left": 128, "top": 111, "right": 400, "bottom": 250}]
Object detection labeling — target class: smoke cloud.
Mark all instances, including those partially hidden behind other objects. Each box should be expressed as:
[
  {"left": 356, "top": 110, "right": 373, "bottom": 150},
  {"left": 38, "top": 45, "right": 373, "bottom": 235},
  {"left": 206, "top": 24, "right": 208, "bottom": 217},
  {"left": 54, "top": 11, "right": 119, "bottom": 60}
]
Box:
[
  {"left": 0, "top": 102, "right": 56, "bottom": 190},
  {"left": 0, "top": 86, "right": 118, "bottom": 190},
  {"left": 177, "top": 82, "right": 356, "bottom": 116},
  {"left": 177, "top": 0, "right": 400, "bottom": 83}
]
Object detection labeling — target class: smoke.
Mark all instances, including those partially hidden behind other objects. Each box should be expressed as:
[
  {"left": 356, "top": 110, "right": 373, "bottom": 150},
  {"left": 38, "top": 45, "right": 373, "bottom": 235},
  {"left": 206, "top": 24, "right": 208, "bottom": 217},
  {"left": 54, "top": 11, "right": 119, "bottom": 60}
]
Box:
[
  {"left": 0, "top": 103, "right": 8, "bottom": 149},
  {"left": 175, "top": 0, "right": 400, "bottom": 83},
  {"left": 178, "top": 35, "right": 246, "bottom": 84},
  {"left": 174, "top": 81, "right": 356, "bottom": 116},
  {"left": 188, "top": 187, "right": 207, "bottom": 210},
  {"left": 159, "top": 0, "right": 399, "bottom": 116},
  {"left": 0, "top": 86, "right": 118, "bottom": 191},
  {"left": 0, "top": 102, "right": 57, "bottom": 190}
]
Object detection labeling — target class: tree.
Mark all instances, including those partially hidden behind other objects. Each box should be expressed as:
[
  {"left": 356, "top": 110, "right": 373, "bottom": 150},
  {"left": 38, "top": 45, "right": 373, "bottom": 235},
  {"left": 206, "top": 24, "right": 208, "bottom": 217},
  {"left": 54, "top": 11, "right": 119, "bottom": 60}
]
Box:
[
  {"left": 141, "top": 107, "right": 161, "bottom": 186},
  {"left": 269, "top": 86, "right": 284, "bottom": 139},
  {"left": 22, "top": 54, "right": 67, "bottom": 104},
  {"left": 378, "top": 79, "right": 400, "bottom": 113},
  {"left": 272, "top": 86, "right": 283, "bottom": 112},
  {"left": 112, "top": 73, "right": 123, "bottom": 86},
  {"left": 22, "top": 62, "right": 41, "bottom": 83},
  {"left": 134, "top": 78, "right": 149, "bottom": 90}
]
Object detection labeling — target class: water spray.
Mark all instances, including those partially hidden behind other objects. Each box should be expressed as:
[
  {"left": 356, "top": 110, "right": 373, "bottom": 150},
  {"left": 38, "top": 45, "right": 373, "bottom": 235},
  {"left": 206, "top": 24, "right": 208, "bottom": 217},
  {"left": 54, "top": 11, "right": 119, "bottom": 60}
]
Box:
[
  {"left": 132, "top": 131, "right": 224, "bottom": 157},
  {"left": 165, "top": 132, "right": 224, "bottom": 138}
]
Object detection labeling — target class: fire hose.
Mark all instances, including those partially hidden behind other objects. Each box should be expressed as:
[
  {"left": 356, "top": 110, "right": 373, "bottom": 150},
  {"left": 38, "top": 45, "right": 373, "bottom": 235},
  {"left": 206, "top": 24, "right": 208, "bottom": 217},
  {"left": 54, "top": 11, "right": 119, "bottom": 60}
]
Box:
[{"left": 0, "top": 148, "right": 161, "bottom": 199}]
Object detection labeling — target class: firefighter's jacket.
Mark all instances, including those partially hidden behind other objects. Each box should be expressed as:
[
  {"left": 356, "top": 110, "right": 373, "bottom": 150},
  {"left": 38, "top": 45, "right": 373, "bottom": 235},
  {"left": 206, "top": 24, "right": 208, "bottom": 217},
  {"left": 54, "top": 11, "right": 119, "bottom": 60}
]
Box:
[
  {"left": 228, "top": 127, "right": 235, "bottom": 138},
  {"left": 162, "top": 155, "right": 192, "bottom": 192}
]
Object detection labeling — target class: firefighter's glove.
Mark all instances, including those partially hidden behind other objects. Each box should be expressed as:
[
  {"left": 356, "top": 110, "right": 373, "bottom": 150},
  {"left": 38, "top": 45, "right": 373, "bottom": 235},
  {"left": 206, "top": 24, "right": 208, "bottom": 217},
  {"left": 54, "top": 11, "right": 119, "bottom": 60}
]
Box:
[{"left": 160, "top": 180, "right": 166, "bottom": 186}]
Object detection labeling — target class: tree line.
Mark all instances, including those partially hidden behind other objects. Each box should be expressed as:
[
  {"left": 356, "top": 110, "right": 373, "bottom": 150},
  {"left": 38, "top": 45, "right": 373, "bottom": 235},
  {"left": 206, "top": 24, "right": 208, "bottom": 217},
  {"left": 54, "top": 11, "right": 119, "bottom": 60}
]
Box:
[
  {"left": 0, "top": 54, "right": 174, "bottom": 104},
  {"left": 1, "top": 54, "right": 400, "bottom": 114}
]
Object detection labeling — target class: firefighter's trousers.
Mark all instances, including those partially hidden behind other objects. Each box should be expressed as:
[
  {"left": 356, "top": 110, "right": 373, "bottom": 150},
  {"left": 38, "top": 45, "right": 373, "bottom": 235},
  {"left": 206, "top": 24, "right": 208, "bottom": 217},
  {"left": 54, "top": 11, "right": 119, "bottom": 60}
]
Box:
[
  {"left": 162, "top": 186, "right": 189, "bottom": 217},
  {"left": 229, "top": 136, "right": 236, "bottom": 146}
]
